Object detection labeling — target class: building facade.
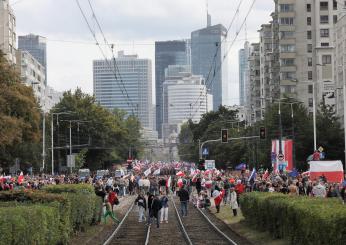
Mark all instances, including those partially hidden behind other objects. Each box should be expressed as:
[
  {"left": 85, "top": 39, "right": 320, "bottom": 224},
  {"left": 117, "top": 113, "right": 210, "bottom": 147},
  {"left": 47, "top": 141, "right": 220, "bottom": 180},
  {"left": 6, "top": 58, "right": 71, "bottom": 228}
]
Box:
[
  {"left": 0, "top": 0, "right": 16, "bottom": 64},
  {"left": 162, "top": 72, "right": 212, "bottom": 144},
  {"left": 18, "top": 34, "right": 47, "bottom": 85},
  {"left": 155, "top": 40, "right": 190, "bottom": 138},
  {"left": 93, "top": 51, "right": 155, "bottom": 131},
  {"left": 16, "top": 50, "right": 61, "bottom": 111},
  {"left": 238, "top": 42, "right": 250, "bottom": 106},
  {"left": 191, "top": 21, "right": 228, "bottom": 111},
  {"left": 248, "top": 43, "right": 261, "bottom": 124}
]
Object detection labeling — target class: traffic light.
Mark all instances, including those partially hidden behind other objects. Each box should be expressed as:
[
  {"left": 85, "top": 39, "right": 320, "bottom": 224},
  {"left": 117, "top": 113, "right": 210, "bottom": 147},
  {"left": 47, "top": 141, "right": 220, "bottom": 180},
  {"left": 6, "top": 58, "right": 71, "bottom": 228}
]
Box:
[
  {"left": 198, "top": 159, "right": 205, "bottom": 171},
  {"left": 221, "top": 129, "right": 228, "bottom": 143},
  {"left": 259, "top": 127, "right": 266, "bottom": 139}
]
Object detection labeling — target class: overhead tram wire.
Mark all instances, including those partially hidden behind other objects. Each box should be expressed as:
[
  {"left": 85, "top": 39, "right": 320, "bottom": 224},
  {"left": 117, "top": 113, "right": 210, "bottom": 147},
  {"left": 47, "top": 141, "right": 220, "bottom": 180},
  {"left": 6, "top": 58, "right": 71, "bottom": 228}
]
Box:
[
  {"left": 190, "top": 0, "right": 245, "bottom": 112},
  {"left": 87, "top": 0, "right": 139, "bottom": 117},
  {"left": 191, "top": 0, "right": 257, "bottom": 118},
  {"left": 75, "top": 0, "right": 137, "bottom": 115}
]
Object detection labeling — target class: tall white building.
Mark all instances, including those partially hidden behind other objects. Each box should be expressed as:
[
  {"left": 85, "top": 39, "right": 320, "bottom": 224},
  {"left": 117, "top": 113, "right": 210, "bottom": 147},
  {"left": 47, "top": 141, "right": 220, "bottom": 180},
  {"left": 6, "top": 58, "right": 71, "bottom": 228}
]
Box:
[
  {"left": 161, "top": 65, "right": 212, "bottom": 143},
  {"left": 0, "top": 0, "right": 16, "bottom": 64},
  {"left": 93, "top": 51, "right": 155, "bottom": 131}
]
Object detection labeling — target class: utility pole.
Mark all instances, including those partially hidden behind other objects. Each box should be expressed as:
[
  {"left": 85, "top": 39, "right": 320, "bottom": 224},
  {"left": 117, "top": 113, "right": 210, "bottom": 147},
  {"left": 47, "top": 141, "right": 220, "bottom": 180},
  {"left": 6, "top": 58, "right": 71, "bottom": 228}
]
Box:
[{"left": 69, "top": 121, "right": 72, "bottom": 174}]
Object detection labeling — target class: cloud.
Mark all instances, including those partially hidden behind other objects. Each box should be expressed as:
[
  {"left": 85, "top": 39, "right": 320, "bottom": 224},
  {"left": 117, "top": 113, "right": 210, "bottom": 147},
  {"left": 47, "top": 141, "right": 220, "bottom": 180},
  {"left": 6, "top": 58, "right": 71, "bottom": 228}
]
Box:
[{"left": 12, "top": 0, "right": 274, "bottom": 103}]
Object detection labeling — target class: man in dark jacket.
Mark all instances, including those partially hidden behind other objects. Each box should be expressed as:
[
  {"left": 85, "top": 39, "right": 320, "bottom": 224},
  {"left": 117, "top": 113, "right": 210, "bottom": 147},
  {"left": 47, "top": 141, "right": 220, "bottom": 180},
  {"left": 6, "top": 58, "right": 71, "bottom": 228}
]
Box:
[
  {"left": 135, "top": 193, "right": 147, "bottom": 222},
  {"left": 177, "top": 186, "right": 189, "bottom": 217},
  {"left": 147, "top": 192, "right": 154, "bottom": 216},
  {"left": 148, "top": 194, "right": 162, "bottom": 228}
]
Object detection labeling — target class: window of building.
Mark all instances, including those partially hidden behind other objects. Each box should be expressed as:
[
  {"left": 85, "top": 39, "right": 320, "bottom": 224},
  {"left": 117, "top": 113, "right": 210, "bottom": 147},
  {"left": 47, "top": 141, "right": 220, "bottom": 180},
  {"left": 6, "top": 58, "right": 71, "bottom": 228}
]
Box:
[
  {"left": 307, "top": 44, "right": 313, "bottom": 53},
  {"left": 321, "top": 42, "right": 329, "bottom": 46},
  {"left": 307, "top": 17, "right": 312, "bottom": 25},
  {"left": 320, "top": 15, "right": 329, "bottom": 24},
  {"left": 320, "top": 28, "right": 330, "bottom": 37},
  {"left": 280, "top": 44, "right": 295, "bottom": 52},
  {"left": 322, "top": 55, "right": 332, "bottom": 64},
  {"left": 308, "top": 85, "right": 313, "bottom": 94},
  {"left": 307, "top": 31, "right": 312, "bottom": 39},
  {"left": 333, "top": 0, "right": 338, "bottom": 10},
  {"left": 308, "top": 98, "right": 313, "bottom": 107},
  {"left": 280, "top": 31, "right": 294, "bottom": 39},
  {"left": 280, "top": 4, "right": 294, "bottom": 12},
  {"left": 307, "top": 4, "right": 311, "bottom": 12},
  {"left": 281, "top": 72, "right": 296, "bottom": 80},
  {"left": 320, "top": 2, "right": 329, "bottom": 10},
  {"left": 280, "top": 17, "right": 294, "bottom": 25},
  {"left": 308, "top": 71, "right": 313, "bottom": 80},
  {"left": 281, "top": 58, "right": 295, "bottom": 66},
  {"left": 308, "top": 57, "right": 313, "bottom": 66},
  {"left": 334, "top": 15, "right": 338, "bottom": 24}
]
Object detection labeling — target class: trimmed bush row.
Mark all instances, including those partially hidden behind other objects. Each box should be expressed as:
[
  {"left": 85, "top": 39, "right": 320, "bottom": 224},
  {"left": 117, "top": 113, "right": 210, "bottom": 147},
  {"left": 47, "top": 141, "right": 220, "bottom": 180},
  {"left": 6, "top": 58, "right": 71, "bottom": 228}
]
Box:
[
  {"left": 240, "top": 192, "right": 346, "bottom": 245},
  {"left": 0, "top": 184, "right": 103, "bottom": 245},
  {"left": 44, "top": 184, "right": 102, "bottom": 231}
]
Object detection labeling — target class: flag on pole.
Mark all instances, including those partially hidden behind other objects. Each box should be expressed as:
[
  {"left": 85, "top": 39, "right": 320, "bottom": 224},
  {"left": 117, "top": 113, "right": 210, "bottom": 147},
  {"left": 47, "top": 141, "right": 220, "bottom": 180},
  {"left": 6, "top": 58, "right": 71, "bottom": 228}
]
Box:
[
  {"left": 249, "top": 169, "right": 257, "bottom": 181},
  {"left": 144, "top": 167, "right": 151, "bottom": 177},
  {"left": 262, "top": 169, "right": 269, "bottom": 180},
  {"left": 153, "top": 168, "right": 160, "bottom": 175},
  {"left": 17, "top": 172, "right": 24, "bottom": 184},
  {"left": 166, "top": 176, "right": 172, "bottom": 188},
  {"left": 235, "top": 163, "right": 246, "bottom": 170}
]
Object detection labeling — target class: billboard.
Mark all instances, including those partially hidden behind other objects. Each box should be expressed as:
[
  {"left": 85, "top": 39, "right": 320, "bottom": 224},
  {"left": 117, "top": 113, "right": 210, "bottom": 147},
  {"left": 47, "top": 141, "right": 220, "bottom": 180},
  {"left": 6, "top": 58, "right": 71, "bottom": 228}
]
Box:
[{"left": 271, "top": 139, "right": 293, "bottom": 172}]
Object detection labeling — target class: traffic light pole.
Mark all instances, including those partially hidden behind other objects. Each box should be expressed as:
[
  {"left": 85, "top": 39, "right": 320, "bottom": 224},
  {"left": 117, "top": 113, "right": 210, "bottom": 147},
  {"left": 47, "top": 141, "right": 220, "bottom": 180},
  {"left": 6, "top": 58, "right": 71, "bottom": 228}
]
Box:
[{"left": 199, "top": 136, "right": 260, "bottom": 159}]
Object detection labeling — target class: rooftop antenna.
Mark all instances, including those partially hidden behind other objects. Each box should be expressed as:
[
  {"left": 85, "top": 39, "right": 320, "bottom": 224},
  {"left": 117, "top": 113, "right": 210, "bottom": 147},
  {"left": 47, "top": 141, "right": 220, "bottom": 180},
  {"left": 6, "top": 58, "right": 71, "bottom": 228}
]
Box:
[
  {"left": 245, "top": 18, "right": 248, "bottom": 42},
  {"left": 206, "top": 0, "right": 211, "bottom": 27}
]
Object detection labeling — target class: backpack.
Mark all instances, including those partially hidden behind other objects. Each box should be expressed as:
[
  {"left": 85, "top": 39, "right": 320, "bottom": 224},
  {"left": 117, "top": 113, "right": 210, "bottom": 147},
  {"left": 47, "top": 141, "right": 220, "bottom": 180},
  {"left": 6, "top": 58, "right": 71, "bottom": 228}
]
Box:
[{"left": 114, "top": 196, "right": 119, "bottom": 205}]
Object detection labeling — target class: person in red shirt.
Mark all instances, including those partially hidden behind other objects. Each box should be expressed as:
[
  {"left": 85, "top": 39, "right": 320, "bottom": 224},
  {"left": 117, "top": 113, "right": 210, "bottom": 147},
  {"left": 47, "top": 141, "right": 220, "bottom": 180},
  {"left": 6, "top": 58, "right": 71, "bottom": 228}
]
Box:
[
  {"left": 235, "top": 180, "right": 245, "bottom": 206},
  {"left": 104, "top": 187, "right": 119, "bottom": 224}
]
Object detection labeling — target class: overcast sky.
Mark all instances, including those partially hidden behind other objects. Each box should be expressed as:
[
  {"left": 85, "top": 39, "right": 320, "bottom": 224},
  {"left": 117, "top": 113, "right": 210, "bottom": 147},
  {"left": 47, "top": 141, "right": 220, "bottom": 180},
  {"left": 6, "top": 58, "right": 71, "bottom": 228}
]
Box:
[{"left": 12, "top": 0, "right": 274, "bottom": 105}]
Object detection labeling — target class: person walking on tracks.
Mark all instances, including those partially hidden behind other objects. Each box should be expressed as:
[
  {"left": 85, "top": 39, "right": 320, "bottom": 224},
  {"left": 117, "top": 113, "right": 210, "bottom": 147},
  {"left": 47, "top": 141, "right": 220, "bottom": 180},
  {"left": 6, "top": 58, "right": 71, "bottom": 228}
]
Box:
[
  {"left": 177, "top": 186, "right": 189, "bottom": 217},
  {"left": 135, "top": 193, "right": 147, "bottom": 222},
  {"left": 148, "top": 194, "right": 162, "bottom": 228},
  {"left": 103, "top": 187, "right": 120, "bottom": 224},
  {"left": 160, "top": 192, "right": 169, "bottom": 223}
]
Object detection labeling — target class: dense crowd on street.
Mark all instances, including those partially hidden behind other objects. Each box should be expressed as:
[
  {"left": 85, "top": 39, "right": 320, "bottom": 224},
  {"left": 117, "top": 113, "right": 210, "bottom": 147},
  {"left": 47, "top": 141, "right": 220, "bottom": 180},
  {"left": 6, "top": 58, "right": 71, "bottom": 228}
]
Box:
[{"left": 1, "top": 163, "right": 346, "bottom": 228}]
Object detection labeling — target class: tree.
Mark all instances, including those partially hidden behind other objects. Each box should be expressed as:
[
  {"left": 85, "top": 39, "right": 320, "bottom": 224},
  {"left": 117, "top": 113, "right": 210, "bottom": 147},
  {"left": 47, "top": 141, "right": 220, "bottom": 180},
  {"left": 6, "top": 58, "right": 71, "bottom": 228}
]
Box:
[
  {"left": 0, "top": 51, "right": 41, "bottom": 171},
  {"left": 51, "top": 89, "right": 142, "bottom": 171}
]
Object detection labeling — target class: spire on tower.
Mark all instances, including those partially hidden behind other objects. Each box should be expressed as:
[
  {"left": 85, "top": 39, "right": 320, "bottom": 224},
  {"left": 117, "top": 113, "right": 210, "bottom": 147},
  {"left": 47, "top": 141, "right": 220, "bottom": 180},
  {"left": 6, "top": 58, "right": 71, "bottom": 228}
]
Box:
[{"left": 206, "top": 0, "right": 211, "bottom": 27}]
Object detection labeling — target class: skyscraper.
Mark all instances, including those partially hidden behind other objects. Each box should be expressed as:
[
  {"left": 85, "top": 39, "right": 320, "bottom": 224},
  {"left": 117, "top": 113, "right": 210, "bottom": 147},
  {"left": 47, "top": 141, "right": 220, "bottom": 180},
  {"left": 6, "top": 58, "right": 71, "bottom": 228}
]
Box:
[
  {"left": 18, "top": 34, "right": 47, "bottom": 85},
  {"left": 0, "top": 0, "right": 16, "bottom": 64},
  {"left": 93, "top": 51, "right": 155, "bottom": 131},
  {"left": 155, "top": 40, "right": 190, "bottom": 138},
  {"left": 191, "top": 21, "right": 228, "bottom": 111},
  {"left": 238, "top": 41, "right": 250, "bottom": 106}
]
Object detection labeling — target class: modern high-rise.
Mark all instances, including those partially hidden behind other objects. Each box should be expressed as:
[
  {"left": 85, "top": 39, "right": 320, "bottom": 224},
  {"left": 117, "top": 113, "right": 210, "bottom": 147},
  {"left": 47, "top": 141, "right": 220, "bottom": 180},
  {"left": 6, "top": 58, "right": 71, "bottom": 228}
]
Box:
[
  {"left": 0, "top": 0, "right": 16, "bottom": 64},
  {"left": 248, "top": 43, "right": 261, "bottom": 124},
  {"left": 93, "top": 51, "right": 155, "bottom": 131},
  {"left": 155, "top": 40, "right": 191, "bottom": 138},
  {"left": 239, "top": 41, "right": 250, "bottom": 106},
  {"left": 18, "top": 34, "right": 47, "bottom": 85},
  {"left": 162, "top": 65, "right": 212, "bottom": 143},
  {"left": 191, "top": 19, "right": 228, "bottom": 111}
]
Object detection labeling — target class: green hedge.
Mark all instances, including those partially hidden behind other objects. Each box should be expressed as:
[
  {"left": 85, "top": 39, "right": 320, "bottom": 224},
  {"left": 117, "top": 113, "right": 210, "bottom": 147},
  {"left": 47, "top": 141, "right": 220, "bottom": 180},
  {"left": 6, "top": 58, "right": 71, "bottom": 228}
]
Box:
[
  {"left": 0, "top": 202, "right": 68, "bottom": 245},
  {"left": 44, "top": 184, "right": 103, "bottom": 231},
  {"left": 240, "top": 192, "right": 346, "bottom": 245}
]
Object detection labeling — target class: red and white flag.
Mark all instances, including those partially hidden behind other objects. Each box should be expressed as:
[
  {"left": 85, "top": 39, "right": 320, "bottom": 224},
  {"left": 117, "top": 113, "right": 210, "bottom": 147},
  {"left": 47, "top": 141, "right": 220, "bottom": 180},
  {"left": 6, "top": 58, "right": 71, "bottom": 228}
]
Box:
[
  {"left": 177, "top": 178, "right": 183, "bottom": 188},
  {"left": 18, "top": 172, "right": 24, "bottom": 184},
  {"left": 309, "top": 161, "right": 344, "bottom": 183},
  {"left": 262, "top": 169, "right": 269, "bottom": 180},
  {"left": 176, "top": 171, "right": 185, "bottom": 177},
  {"left": 271, "top": 139, "right": 293, "bottom": 171}
]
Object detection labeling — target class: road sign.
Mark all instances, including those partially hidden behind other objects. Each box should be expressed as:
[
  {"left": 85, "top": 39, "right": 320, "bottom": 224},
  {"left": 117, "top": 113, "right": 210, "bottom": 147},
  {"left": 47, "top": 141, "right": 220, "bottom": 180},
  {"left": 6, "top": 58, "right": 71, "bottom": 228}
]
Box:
[
  {"left": 205, "top": 160, "right": 215, "bottom": 170},
  {"left": 318, "top": 146, "right": 324, "bottom": 152},
  {"left": 278, "top": 153, "right": 284, "bottom": 161},
  {"left": 67, "top": 155, "right": 76, "bottom": 168},
  {"left": 202, "top": 148, "right": 209, "bottom": 156}
]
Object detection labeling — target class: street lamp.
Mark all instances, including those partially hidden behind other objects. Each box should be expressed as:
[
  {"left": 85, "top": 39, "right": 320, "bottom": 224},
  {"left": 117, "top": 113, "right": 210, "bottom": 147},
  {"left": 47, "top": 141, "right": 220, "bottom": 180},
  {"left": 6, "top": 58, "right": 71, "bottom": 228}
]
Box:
[{"left": 337, "top": 61, "right": 346, "bottom": 170}]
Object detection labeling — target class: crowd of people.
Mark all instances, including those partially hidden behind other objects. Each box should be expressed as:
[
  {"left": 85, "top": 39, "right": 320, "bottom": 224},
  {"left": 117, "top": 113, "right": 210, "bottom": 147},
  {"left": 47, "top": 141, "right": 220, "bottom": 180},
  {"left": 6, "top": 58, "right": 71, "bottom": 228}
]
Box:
[{"left": 1, "top": 165, "right": 346, "bottom": 228}]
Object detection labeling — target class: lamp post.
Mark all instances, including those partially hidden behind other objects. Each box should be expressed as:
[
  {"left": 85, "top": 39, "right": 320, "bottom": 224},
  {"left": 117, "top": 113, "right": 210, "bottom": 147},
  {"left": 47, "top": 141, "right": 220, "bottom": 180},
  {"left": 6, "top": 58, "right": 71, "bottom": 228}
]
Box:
[{"left": 338, "top": 61, "right": 346, "bottom": 171}]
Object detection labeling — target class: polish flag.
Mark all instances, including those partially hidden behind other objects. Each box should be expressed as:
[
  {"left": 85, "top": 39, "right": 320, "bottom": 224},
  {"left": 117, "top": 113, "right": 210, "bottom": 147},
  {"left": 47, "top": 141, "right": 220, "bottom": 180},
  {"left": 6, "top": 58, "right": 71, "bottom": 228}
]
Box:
[
  {"left": 177, "top": 178, "right": 183, "bottom": 188},
  {"left": 309, "top": 161, "right": 344, "bottom": 183},
  {"left": 18, "top": 172, "right": 24, "bottom": 184},
  {"left": 262, "top": 169, "right": 269, "bottom": 180},
  {"left": 176, "top": 171, "right": 185, "bottom": 177},
  {"left": 192, "top": 174, "right": 198, "bottom": 183}
]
